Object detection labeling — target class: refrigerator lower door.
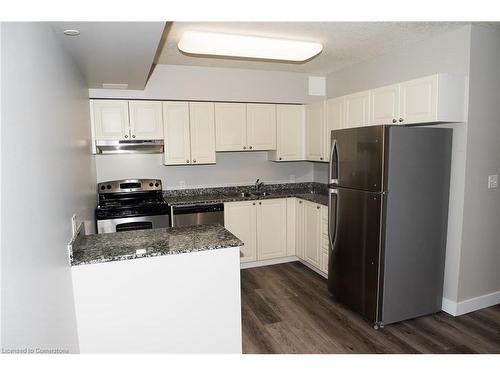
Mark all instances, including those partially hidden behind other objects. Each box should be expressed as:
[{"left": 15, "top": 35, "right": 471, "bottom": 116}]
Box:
[{"left": 328, "top": 187, "right": 384, "bottom": 323}]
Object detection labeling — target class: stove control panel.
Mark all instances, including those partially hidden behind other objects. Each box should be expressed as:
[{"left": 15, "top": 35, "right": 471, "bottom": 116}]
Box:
[{"left": 98, "top": 179, "right": 162, "bottom": 194}]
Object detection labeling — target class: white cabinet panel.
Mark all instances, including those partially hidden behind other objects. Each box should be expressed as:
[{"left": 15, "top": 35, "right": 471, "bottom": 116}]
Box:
[
  {"left": 286, "top": 198, "right": 297, "bottom": 256},
  {"left": 256, "top": 199, "right": 287, "bottom": 260},
  {"left": 189, "top": 102, "right": 216, "bottom": 165},
  {"left": 303, "top": 200, "right": 322, "bottom": 269},
  {"left": 369, "top": 84, "right": 400, "bottom": 125},
  {"left": 93, "top": 100, "right": 130, "bottom": 140},
  {"left": 344, "top": 90, "right": 370, "bottom": 129},
  {"left": 246, "top": 104, "right": 276, "bottom": 151},
  {"left": 224, "top": 201, "right": 257, "bottom": 263},
  {"left": 305, "top": 100, "right": 326, "bottom": 161},
  {"left": 325, "top": 97, "right": 343, "bottom": 161},
  {"left": 129, "top": 101, "right": 163, "bottom": 140},
  {"left": 270, "top": 105, "right": 304, "bottom": 161},
  {"left": 295, "top": 199, "right": 305, "bottom": 260},
  {"left": 400, "top": 75, "right": 437, "bottom": 124},
  {"left": 163, "top": 102, "right": 191, "bottom": 165},
  {"left": 215, "top": 103, "right": 247, "bottom": 151}
]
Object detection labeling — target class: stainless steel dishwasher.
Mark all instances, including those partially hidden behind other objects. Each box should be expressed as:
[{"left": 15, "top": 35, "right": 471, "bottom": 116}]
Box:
[{"left": 170, "top": 203, "right": 224, "bottom": 227}]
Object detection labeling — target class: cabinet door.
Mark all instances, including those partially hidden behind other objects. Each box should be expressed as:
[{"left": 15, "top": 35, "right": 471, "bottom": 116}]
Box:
[
  {"left": 129, "top": 101, "right": 163, "bottom": 140},
  {"left": 303, "top": 200, "right": 322, "bottom": 269},
  {"left": 325, "top": 97, "right": 343, "bottom": 161},
  {"left": 369, "top": 84, "right": 400, "bottom": 126},
  {"left": 305, "top": 101, "right": 325, "bottom": 161},
  {"left": 224, "top": 201, "right": 257, "bottom": 263},
  {"left": 274, "top": 105, "right": 304, "bottom": 161},
  {"left": 163, "top": 102, "right": 191, "bottom": 165},
  {"left": 189, "top": 102, "right": 216, "bottom": 165},
  {"left": 93, "top": 100, "right": 130, "bottom": 140},
  {"left": 215, "top": 103, "right": 247, "bottom": 151},
  {"left": 344, "top": 91, "right": 370, "bottom": 129},
  {"left": 286, "top": 198, "right": 297, "bottom": 256},
  {"left": 295, "top": 199, "right": 305, "bottom": 260},
  {"left": 256, "top": 199, "right": 287, "bottom": 260},
  {"left": 399, "top": 75, "right": 438, "bottom": 124},
  {"left": 246, "top": 104, "right": 276, "bottom": 151}
]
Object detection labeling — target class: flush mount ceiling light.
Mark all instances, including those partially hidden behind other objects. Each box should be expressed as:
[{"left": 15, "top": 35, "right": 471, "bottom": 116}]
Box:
[
  {"left": 178, "top": 31, "right": 323, "bottom": 62},
  {"left": 63, "top": 29, "right": 80, "bottom": 36}
]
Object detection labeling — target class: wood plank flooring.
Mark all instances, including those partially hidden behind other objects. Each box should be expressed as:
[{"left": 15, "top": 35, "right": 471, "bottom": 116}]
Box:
[{"left": 241, "top": 261, "right": 500, "bottom": 354}]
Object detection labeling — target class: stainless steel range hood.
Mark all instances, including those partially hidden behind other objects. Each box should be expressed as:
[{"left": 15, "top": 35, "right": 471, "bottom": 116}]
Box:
[{"left": 96, "top": 140, "right": 164, "bottom": 155}]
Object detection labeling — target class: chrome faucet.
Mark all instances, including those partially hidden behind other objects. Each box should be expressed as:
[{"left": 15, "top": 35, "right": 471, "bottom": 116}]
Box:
[{"left": 255, "top": 179, "right": 264, "bottom": 191}]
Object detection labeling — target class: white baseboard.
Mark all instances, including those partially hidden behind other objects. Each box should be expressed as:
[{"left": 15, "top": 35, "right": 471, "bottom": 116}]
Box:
[
  {"left": 240, "top": 256, "right": 298, "bottom": 269},
  {"left": 442, "top": 290, "right": 500, "bottom": 316}
]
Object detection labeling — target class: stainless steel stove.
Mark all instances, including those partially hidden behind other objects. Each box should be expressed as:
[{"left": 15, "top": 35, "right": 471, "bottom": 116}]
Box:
[{"left": 96, "top": 179, "right": 169, "bottom": 234}]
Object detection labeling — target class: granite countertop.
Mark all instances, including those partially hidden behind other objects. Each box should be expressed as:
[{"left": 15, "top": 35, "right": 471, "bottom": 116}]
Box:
[
  {"left": 71, "top": 224, "right": 244, "bottom": 266},
  {"left": 164, "top": 182, "right": 329, "bottom": 207}
]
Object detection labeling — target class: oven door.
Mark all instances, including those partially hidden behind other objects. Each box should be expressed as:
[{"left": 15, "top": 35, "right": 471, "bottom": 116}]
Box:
[{"left": 97, "top": 215, "right": 170, "bottom": 234}]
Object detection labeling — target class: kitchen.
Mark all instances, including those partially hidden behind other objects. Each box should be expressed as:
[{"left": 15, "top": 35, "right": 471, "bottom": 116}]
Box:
[{"left": 1, "top": 10, "right": 500, "bottom": 370}]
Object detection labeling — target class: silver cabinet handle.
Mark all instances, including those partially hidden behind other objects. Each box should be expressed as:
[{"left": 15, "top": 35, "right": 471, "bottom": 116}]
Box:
[
  {"left": 243, "top": 146, "right": 247, "bottom": 150},
  {"left": 299, "top": 200, "right": 302, "bottom": 204},
  {"left": 124, "top": 134, "right": 128, "bottom": 138},
  {"left": 320, "top": 157, "right": 323, "bottom": 160},
  {"left": 186, "top": 159, "right": 190, "bottom": 163},
  {"left": 259, "top": 202, "right": 262, "bottom": 205},
  {"left": 279, "top": 157, "right": 282, "bottom": 160},
  {"left": 317, "top": 206, "right": 320, "bottom": 209},
  {"left": 252, "top": 202, "right": 256, "bottom": 206},
  {"left": 193, "top": 159, "right": 196, "bottom": 163},
  {"left": 249, "top": 146, "right": 253, "bottom": 150},
  {"left": 392, "top": 119, "right": 397, "bottom": 123},
  {"left": 399, "top": 118, "right": 404, "bottom": 123},
  {"left": 132, "top": 135, "right": 136, "bottom": 138}
]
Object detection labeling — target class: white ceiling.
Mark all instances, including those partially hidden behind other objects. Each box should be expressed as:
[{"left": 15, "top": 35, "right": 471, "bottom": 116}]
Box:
[
  {"left": 51, "top": 22, "right": 165, "bottom": 89},
  {"left": 158, "top": 22, "right": 468, "bottom": 74}
]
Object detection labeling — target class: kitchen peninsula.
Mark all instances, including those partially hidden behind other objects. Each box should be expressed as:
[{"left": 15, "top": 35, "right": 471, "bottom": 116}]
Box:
[{"left": 70, "top": 224, "right": 243, "bottom": 353}]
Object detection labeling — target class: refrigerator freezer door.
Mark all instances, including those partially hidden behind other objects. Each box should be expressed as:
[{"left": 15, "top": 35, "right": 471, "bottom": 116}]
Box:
[
  {"left": 330, "top": 126, "right": 386, "bottom": 192},
  {"left": 328, "top": 187, "right": 384, "bottom": 323}
]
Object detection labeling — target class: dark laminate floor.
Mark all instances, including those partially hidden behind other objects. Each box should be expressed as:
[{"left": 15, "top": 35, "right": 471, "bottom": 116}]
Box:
[{"left": 241, "top": 261, "right": 500, "bottom": 354}]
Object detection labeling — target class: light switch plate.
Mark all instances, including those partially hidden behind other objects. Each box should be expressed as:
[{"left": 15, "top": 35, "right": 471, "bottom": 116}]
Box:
[{"left": 488, "top": 174, "right": 498, "bottom": 189}]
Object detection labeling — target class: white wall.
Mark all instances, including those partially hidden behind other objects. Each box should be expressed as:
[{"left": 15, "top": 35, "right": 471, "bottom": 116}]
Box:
[
  {"left": 325, "top": 25, "right": 472, "bottom": 305},
  {"left": 1, "top": 23, "right": 96, "bottom": 352},
  {"left": 91, "top": 64, "right": 324, "bottom": 188},
  {"left": 96, "top": 152, "right": 312, "bottom": 188},
  {"left": 457, "top": 25, "right": 500, "bottom": 302}
]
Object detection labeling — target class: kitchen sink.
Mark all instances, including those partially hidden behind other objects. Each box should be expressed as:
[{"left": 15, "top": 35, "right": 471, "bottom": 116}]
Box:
[{"left": 237, "top": 191, "right": 273, "bottom": 198}]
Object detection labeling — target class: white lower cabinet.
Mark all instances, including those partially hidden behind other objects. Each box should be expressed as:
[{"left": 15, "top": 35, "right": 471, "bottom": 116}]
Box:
[
  {"left": 303, "top": 200, "right": 322, "bottom": 269},
  {"left": 224, "top": 201, "right": 257, "bottom": 262},
  {"left": 224, "top": 198, "right": 286, "bottom": 263},
  {"left": 256, "top": 199, "right": 287, "bottom": 260}
]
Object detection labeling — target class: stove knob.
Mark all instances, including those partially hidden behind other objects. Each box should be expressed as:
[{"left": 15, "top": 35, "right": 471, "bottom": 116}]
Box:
[
  {"left": 100, "top": 185, "right": 105, "bottom": 190},
  {"left": 155, "top": 182, "right": 159, "bottom": 187},
  {"left": 149, "top": 182, "right": 154, "bottom": 187},
  {"left": 107, "top": 185, "right": 111, "bottom": 189}
]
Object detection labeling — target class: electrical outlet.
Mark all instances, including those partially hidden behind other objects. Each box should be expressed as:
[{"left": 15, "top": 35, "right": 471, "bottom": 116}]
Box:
[
  {"left": 290, "top": 175, "right": 296, "bottom": 183},
  {"left": 179, "top": 180, "right": 186, "bottom": 189},
  {"left": 488, "top": 174, "right": 498, "bottom": 189}
]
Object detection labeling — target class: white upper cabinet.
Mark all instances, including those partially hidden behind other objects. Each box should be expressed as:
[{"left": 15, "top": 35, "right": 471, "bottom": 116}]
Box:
[
  {"left": 270, "top": 104, "right": 304, "bottom": 161},
  {"left": 215, "top": 103, "right": 247, "bottom": 151},
  {"left": 92, "top": 100, "right": 130, "bottom": 140},
  {"left": 256, "top": 199, "right": 287, "bottom": 260},
  {"left": 163, "top": 102, "right": 191, "bottom": 165},
  {"left": 129, "top": 101, "right": 164, "bottom": 140},
  {"left": 344, "top": 90, "right": 370, "bottom": 128},
  {"left": 305, "top": 100, "right": 326, "bottom": 161},
  {"left": 369, "top": 84, "right": 400, "bottom": 125},
  {"left": 325, "top": 97, "right": 344, "bottom": 161},
  {"left": 246, "top": 104, "right": 276, "bottom": 151},
  {"left": 189, "top": 102, "right": 216, "bottom": 164}
]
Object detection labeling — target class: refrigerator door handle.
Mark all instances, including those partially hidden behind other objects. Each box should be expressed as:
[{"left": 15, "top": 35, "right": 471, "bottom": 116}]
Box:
[
  {"left": 328, "top": 188, "right": 339, "bottom": 252},
  {"left": 329, "top": 139, "right": 338, "bottom": 185}
]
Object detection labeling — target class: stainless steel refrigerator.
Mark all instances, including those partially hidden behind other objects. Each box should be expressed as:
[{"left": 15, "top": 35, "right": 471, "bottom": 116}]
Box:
[{"left": 327, "top": 125, "right": 452, "bottom": 328}]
